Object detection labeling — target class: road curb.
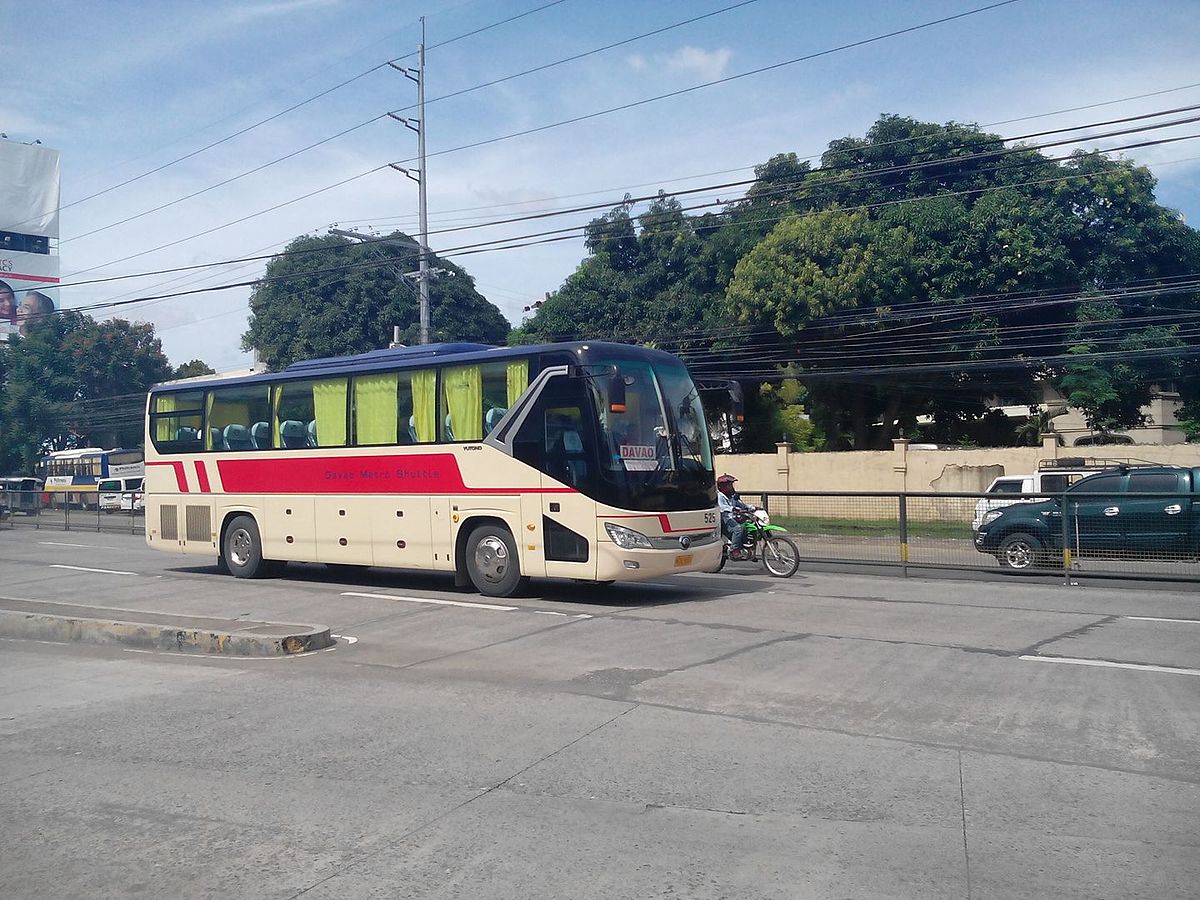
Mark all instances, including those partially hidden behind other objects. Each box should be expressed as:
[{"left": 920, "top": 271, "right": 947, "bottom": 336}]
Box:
[{"left": 0, "top": 602, "right": 333, "bottom": 657}]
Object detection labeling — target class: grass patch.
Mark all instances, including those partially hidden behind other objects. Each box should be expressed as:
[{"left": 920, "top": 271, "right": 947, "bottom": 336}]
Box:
[{"left": 770, "top": 515, "right": 970, "bottom": 540}]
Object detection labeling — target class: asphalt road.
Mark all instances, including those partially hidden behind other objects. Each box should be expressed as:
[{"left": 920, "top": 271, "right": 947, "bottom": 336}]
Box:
[{"left": 1, "top": 529, "right": 1198, "bottom": 899}]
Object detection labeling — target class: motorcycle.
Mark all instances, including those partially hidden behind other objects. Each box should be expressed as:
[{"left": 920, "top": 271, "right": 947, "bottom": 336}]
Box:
[{"left": 715, "top": 508, "right": 800, "bottom": 577}]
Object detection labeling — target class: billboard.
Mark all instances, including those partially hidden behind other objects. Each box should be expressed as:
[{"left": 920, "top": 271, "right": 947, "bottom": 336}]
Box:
[{"left": 1, "top": 141, "right": 60, "bottom": 341}]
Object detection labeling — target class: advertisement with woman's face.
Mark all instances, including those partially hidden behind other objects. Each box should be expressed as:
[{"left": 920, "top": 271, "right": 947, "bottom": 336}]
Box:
[
  {"left": 16, "top": 289, "right": 55, "bottom": 336},
  {"left": 0, "top": 281, "right": 16, "bottom": 341}
]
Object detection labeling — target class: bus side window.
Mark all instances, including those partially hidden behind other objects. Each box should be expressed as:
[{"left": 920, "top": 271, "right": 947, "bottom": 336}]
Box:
[
  {"left": 275, "top": 378, "right": 348, "bottom": 449},
  {"left": 150, "top": 391, "right": 204, "bottom": 453},
  {"left": 207, "top": 385, "right": 272, "bottom": 451},
  {"left": 512, "top": 376, "right": 593, "bottom": 487}
]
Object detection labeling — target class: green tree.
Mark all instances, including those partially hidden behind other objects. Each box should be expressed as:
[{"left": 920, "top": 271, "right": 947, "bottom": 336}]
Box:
[
  {"left": 0, "top": 314, "right": 171, "bottom": 469},
  {"left": 173, "top": 359, "right": 216, "bottom": 379},
  {"left": 242, "top": 232, "right": 510, "bottom": 370},
  {"left": 514, "top": 196, "right": 713, "bottom": 347}
]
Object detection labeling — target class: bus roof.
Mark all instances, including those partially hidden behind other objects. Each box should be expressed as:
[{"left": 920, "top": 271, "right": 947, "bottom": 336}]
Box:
[
  {"left": 149, "top": 341, "right": 684, "bottom": 393},
  {"left": 40, "top": 447, "right": 138, "bottom": 460}
]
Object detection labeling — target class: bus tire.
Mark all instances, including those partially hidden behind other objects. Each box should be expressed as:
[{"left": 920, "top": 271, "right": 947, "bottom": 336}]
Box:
[
  {"left": 223, "top": 515, "right": 268, "bottom": 579},
  {"left": 465, "top": 524, "right": 525, "bottom": 597}
]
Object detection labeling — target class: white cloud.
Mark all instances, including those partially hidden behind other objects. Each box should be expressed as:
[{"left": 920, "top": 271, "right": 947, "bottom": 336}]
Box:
[
  {"left": 624, "top": 46, "right": 733, "bottom": 81},
  {"left": 218, "top": 0, "right": 342, "bottom": 26},
  {"left": 663, "top": 46, "right": 732, "bottom": 81}
]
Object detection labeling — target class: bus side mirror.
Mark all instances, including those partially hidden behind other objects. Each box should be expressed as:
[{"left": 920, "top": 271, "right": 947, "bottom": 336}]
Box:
[
  {"left": 608, "top": 373, "right": 626, "bottom": 414},
  {"left": 730, "top": 382, "right": 744, "bottom": 424}
]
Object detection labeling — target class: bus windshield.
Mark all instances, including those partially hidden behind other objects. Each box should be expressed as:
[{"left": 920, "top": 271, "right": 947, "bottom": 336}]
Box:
[
  {"left": 575, "top": 355, "right": 715, "bottom": 511},
  {"left": 589, "top": 358, "right": 712, "bottom": 474}
]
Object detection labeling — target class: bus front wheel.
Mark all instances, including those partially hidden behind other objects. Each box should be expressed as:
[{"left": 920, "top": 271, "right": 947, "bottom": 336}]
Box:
[
  {"left": 223, "top": 515, "right": 268, "bottom": 579},
  {"left": 465, "top": 525, "right": 526, "bottom": 597}
]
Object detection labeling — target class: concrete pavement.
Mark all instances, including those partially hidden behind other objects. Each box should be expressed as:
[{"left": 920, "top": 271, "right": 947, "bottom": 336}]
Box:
[{"left": 1, "top": 528, "right": 1197, "bottom": 898}]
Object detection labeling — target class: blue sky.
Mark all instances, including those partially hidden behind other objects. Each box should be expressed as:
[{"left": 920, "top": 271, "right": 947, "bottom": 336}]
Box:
[{"left": 3, "top": 0, "right": 1198, "bottom": 370}]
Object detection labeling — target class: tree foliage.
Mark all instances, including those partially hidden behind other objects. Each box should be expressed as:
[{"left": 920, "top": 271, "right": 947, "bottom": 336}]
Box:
[
  {"left": 0, "top": 314, "right": 172, "bottom": 471},
  {"left": 516, "top": 114, "right": 1200, "bottom": 450},
  {"left": 173, "top": 359, "right": 215, "bottom": 379},
  {"left": 242, "top": 232, "right": 511, "bottom": 370}
]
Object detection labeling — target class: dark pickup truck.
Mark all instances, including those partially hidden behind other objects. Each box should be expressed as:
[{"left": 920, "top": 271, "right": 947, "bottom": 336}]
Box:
[{"left": 974, "top": 466, "right": 1200, "bottom": 570}]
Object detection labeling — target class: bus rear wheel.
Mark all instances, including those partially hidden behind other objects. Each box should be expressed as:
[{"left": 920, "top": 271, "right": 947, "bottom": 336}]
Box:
[
  {"left": 465, "top": 525, "right": 526, "bottom": 598},
  {"left": 223, "top": 515, "right": 268, "bottom": 579}
]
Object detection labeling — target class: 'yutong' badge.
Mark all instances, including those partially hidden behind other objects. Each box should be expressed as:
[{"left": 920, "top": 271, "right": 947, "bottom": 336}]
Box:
[{"left": 679, "top": 536, "right": 691, "bottom": 550}]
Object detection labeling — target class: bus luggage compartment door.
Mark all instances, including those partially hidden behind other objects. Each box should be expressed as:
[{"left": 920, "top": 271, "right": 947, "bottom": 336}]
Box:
[{"left": 369, "top": 497, "right": 433, "bottom": 569}]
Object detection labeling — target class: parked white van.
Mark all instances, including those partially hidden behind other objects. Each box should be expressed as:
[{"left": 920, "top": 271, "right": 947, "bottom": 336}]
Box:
[
  {"left": 970, "top": 461, "right": 1104, "bottom": 531},
  {"left": 98, "top": 476, "right": 144, "bottom": 513}
]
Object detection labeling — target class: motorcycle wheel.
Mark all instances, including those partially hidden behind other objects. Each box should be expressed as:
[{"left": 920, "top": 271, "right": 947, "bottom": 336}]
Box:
[{"left": 761, "top": 535, "right": 800, "bottom": 578}]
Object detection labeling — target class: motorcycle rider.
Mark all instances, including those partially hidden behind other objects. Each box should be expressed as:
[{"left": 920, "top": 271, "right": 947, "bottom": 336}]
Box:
[{"left": 717, "top": 473, "right": 753, "bottom": 560}]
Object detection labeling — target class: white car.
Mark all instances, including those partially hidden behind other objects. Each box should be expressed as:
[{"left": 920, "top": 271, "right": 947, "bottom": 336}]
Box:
[
  {"left": 971, "top": 467, "right": 1096, "bottom": 531},
  {"left": 98, "top": 476, "right": 144, "bottom": 513}
]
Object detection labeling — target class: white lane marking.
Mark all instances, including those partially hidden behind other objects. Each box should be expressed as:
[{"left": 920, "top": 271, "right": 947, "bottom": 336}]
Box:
[
  {"left": 330, "top": 633, "right": 359, "bottom": 644},
  {"left": 1020, "top": 655, "right": 1200, "bottom": 677},
  {"left": 49, "top": 564, "right": 138, "bottom": 576},
  {"left": 340, "top": 591, "right": 517, "bottom": 612},
  {"left": 1125, "top": 616, "right": 1200, "bottom": 625},
  {"left": 534, "top": 610, "right": 593, "bottom": 619},
  {"left": 40, "top": 541, "right": 123, "bottom": 551}
]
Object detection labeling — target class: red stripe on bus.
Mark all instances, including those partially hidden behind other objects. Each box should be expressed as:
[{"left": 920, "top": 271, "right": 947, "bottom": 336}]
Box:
[
  {"left": 194, "top": 460, "right": 211, "bottom": 493},
  {"left": 214, "top": 453, "right": 575, "bottom": 495},
  {"left": 147, "top": 460, "right": 188, "bottom": 492}
]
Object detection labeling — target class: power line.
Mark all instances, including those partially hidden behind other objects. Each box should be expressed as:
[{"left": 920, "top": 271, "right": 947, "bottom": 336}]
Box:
[
  {"left": 0, "top": 0, "right": 575, "bottom": 234},
  {"left": 59, "top": 1, "right": 762, "bottom": 246},
  {"left": 53, "top": 112, "right": 1200, "bottom": 294},
  {"left": 53, "top": 0, "right": 1025, "bottom": 279}
]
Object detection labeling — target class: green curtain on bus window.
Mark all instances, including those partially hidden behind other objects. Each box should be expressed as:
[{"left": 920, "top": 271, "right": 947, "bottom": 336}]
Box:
[
  {"left": 352, "top": 374, "right": 396, "bottom": 445},
  {"left": 271, "top": 385, "right": 283, "bottom": 447},
  {"left": 444, "top": 365, "right": 482, "bottom": 442},
  {"left": 313, "top": 378, "right": 348, "bottom": 447},
  {"left": 204, "top": 392, "right": 216, "bottom": 449},
  {"left": 155, "top": 394, "right": 177, "bottom": 442},
  {"left": 411, "top": 369, "right": 437, "bottom": 443},
  {"left": 506, "top": 360, "right": 529, "bottom": 407}
]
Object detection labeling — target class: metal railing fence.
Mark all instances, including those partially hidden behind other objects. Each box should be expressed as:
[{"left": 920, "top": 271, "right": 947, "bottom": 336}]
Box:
[
  {"left": 741, "top": 489, "right": 1200, "bottom": 582},
  {"left": 0, "top": 491, "right": 144, "bottom": 535}
]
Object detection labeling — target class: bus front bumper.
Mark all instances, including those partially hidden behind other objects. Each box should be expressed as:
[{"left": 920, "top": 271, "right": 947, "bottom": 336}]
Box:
[{"left": 595, "top": 539, "right": 723, "bottom": 581}]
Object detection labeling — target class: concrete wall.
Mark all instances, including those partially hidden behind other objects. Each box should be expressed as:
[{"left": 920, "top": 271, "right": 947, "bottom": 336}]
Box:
[{"left": 718, "top": 438, "right": 1200, "bottom": 495}]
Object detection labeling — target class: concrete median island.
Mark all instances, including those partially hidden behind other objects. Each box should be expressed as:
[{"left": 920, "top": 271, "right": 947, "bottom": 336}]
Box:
[{"left": 0, "top": 597, "right": 332, "bottom": 656}]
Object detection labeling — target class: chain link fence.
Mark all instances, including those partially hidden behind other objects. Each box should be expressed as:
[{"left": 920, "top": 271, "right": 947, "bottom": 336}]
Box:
[
  {"left": 0, "top": 491, "right": 144, "bottom": 535},
  {"left": 741, "top": 489, "right": 1200, "bottom": 582}
]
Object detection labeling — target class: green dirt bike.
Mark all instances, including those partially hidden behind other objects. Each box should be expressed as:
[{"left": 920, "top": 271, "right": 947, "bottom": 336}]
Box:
[{"left": 716, "top": 508, "right": 800, "bottom": 577}]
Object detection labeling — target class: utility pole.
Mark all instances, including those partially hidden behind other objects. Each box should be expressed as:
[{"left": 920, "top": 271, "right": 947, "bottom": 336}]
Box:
[
  {"left": 416, "top": 18, "right": 430, "bottom": 345},
  {"left": 387, "top": 17, "right": 431, "bottom": 344}
]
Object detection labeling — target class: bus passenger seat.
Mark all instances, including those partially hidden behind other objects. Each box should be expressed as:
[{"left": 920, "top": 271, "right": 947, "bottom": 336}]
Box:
[
  {"left": 223, "top": 424, "right": 255, "bottom": 451},
  {"left": 251, "top": 422, "right": 271, "bottom": 449},
  {"left": 307, "top": 420, "right": 318, "bottom": 447},
  {"left": 484, "top": 407, "right": 506, "bottom": 435},
  {"left": 280, "top": 420, "right": 308, "bottom": 449},
  {"left": 562, "top": 430, "right": 588, "bottom": 484},
  {"left": 408, "top": 416, "right": 418, "bottom": 443},
  {"left": 175, "top": 426, "right": 198, "bottom": 444},
  {"left": 209, "top": 427, "right": 225, "bottom": 451},
  {"left": 444, "top": 414, "right": 455, "bottom": 442}
]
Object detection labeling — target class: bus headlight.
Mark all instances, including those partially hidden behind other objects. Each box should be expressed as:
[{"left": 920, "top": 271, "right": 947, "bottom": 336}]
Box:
[{"left": 605, "top": 523, "right": 653, "bottom": 550}]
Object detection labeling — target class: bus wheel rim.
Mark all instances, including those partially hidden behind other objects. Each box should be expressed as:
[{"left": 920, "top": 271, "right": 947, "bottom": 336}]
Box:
[
  {"left": 476, "top": 536, "right": 509, "bottom": 582},
  {"left": 230, "top": 528, "right": 253, "bottom": 567}
]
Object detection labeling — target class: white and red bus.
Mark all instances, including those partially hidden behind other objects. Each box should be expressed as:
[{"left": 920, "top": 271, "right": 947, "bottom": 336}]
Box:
[{"left": 143, "top": 341, "right": 720, "bottom": 596}]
